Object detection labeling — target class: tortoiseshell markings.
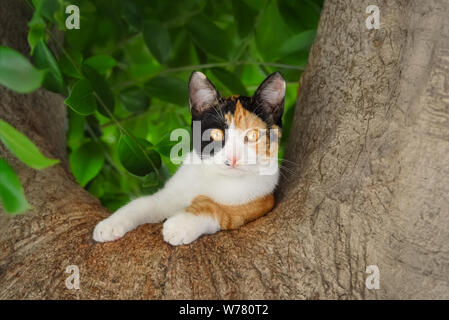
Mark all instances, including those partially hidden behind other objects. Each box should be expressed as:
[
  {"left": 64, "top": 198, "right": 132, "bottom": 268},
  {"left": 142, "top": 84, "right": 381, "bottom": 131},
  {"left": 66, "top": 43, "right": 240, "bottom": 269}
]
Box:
[{"left": 186, "top": 194, "right": 275, "bottom": 230}]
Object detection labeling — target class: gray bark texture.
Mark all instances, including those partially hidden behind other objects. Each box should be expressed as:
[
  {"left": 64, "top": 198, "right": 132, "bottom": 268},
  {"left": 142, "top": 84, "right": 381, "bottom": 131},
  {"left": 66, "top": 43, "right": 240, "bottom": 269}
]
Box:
[{"left": 0, "top": 0, "right": 448, "bottom": 299}]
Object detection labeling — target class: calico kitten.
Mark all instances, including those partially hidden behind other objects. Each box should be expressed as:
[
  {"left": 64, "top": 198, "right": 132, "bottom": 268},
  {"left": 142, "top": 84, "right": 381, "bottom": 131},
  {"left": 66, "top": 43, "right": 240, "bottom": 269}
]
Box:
[{"left": 93, "top": 71, "right": 285, "bottom": 246}]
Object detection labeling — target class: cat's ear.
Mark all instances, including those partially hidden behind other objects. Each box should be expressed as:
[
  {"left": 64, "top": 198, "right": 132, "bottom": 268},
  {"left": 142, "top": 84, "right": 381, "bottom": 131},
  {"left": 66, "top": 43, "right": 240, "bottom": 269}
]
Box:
[
  {"left": 189, "top": 71, "right": 220, "bottom": 117},
  {"left": 253, "top": 72, "right": 286, "bottom": 124}
]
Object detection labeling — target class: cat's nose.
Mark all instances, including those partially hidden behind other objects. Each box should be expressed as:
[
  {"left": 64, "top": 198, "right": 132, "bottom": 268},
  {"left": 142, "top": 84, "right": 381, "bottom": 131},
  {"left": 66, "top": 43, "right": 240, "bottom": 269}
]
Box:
[{"left": 225, "top": 155, "right": 240, "bottom": 167}]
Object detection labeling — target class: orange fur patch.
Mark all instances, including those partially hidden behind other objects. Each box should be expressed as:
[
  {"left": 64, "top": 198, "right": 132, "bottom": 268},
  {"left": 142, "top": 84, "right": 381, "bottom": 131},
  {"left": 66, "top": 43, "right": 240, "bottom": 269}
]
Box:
[
  {"left": 234, "top": 100, "right": 267, "bottom": 131},
  {"left": 186, "top": 194, "right": 275, "bottom": 230}
]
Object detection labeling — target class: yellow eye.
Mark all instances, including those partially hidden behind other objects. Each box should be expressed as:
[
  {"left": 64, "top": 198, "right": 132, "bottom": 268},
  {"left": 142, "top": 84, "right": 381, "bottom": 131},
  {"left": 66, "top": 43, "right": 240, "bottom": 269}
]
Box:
[
  {"left": 245, "top": 129, "right": 259, "bottom": 143},
  {"left": 210, "top": 128, "right": 224, "bottom": 141}
]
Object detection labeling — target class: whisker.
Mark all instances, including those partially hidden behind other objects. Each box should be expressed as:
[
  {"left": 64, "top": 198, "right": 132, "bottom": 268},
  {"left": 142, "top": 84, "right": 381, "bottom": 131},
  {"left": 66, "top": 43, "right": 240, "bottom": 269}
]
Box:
[
  {"left": 278, "top": 168, "right": 291, "bottom": 181},
  {"left": 214, "top": 107, "right": 225, "bottom": 120},
  {"left": 218, "top": 105, "right": 225, "bottom": 120},
  {"left": 280, "top": 158, "right": 301, "bottom": 167},
  {"left": 209, "top": 113, "right": 223, "bottom": 123},
  {"left": 279, "top": 162, "right": 298, "bottom": 176},
  {"left": 211, "top": 107, "right": 223, "bottom": 121}
]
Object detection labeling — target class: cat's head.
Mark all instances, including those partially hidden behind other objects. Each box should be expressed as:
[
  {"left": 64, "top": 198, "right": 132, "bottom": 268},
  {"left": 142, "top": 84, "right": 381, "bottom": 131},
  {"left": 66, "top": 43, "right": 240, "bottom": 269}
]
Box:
[{"left": 188, "top": 71, "right": 285, "bottom": 176}]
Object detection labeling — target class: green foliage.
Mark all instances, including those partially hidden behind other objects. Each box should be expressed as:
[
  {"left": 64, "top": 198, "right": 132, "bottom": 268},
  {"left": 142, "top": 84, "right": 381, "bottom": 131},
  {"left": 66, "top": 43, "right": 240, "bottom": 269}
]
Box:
[
  {"left": 69, "top": 141, "right": 105, "bottom": 186},
  {"left": 0, "top": 120, "right": 59, "bottom": 170},
  {"left": 210, "top": 68, "right": 248, "bottom": 96},
  {"left": 117, "top": 134, "right": 161, "bottom": 177},
  {"left": 145, "top": 76, "right": 188, "bottom": 106},
  {"left": 0, "top": 120, "right": 59, "bottom": 214},
  {"left": 119, "top": 88, "right": 150, "bottom": 113},
  {"left": 186, "top": 14, "right": 232, "bottom": 59},
  {"left": 84, "top": 55, "right": 117, "bottom": 74},
  {"left": 81, "top": 64, "right": 116, "bottom": 117},
  {"left": 143, "top": 20, "right": 171, "bottom": 64},
  {"left": 231, "top": 0, "right": 258, "bottom": 37},
  {"left": 0, "top": 0, "right": 323, "bottom": 212},
  {"left": 279, "top": 30, "right": 317, "bottom": 57},
  {"left": 60, "top": 49, "right": 83, "bottom": 78},
  {"left": 33, "top": 39, "right": 64, "bottom": 93},
  {"left": 65, "top": 79, "right": 97, "bottom": 115},
  {"left": 28, "top": 14, "right": 46, "bottom": 53},
  {"left": 0, "top": 158, "right": 31, "bottom": 215},
  {"left": 0, "top": 46, "right": 45, "bottom": 93}
]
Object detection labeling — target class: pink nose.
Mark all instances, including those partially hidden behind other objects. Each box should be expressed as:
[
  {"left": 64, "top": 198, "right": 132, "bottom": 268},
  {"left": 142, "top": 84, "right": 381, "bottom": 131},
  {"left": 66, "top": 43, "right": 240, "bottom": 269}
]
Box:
[{"left": 226, "top": 154, "right": 240, "bottom": 167}]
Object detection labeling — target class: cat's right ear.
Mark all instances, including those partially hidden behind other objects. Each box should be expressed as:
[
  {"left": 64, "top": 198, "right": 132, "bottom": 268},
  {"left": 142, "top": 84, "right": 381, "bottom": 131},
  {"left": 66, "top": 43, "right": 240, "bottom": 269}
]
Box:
[{"left": 189, "top": 71, "right": 220, "bottom": 117}]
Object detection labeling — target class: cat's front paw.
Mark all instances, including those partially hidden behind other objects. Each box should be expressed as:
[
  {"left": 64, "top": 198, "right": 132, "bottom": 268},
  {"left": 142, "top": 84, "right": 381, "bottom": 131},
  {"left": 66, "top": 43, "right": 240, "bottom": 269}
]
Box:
[
  {"left": 162, "top": 213, "right": 219, "bottom": 246},
  {"left": 93, "top": 218, "right": 128, "bottom": 242}
]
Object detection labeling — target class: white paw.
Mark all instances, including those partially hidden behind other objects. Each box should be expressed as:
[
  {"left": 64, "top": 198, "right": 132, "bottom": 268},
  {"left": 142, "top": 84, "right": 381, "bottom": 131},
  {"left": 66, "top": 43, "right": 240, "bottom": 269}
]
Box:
[
  {"left": 93, "top": 218, "right": 128, "bottom": 242},
  {"left": 162, "top": 213, "right": 219, "bottom": 246}
]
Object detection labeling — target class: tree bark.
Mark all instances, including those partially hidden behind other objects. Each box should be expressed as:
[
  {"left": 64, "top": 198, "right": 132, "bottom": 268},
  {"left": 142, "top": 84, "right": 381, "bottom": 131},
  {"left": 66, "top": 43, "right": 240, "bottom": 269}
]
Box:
[{"left": 1, "top": 0, "right": 448, "bottom": 299}]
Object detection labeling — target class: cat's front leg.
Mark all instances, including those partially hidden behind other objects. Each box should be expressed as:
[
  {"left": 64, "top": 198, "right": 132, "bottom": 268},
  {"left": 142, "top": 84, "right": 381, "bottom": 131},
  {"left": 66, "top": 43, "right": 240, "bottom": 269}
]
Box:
[
  {"left": 93, "top": 192, "right": 182, "bottom": 242},
  {"left": 93, "top": 213, "right": 132, "bottom": 242},
  {"left": 162, "top": 212, "right": 220, "bottom": 246},
  {"left": 93, "top": 163, "right": 195, "bottom": 243}
]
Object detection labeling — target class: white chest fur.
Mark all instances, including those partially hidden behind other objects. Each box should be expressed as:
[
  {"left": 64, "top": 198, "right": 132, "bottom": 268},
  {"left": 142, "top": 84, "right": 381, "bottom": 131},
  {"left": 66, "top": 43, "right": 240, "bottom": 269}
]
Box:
[{"left": 166, "top": 152, "right": 279, "bottom": 206}]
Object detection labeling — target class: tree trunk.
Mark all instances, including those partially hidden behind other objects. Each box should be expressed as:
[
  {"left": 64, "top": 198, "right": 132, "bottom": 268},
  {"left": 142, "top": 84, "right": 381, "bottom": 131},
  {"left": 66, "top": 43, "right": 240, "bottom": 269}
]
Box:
[{"left": 1, "top": 0, "right": 448, "bottom": 299}]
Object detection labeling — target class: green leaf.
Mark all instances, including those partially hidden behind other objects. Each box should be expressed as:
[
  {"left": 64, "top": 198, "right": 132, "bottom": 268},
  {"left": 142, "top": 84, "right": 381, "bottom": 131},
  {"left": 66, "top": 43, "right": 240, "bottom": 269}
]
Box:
[
  {"left": 84, "top": 54, "right": 117, "bottom": 74},
  {"left": 0, "top": 119, "right": 59, "bottom": 170},
  {"left": 64, "top": 79, "right": 97, "bottom": 115},
  {"left": 32, "top": 0, "right": 59, "bottom": 20},
  {"left": 155, "top": 133, "right": 178, "bottom": 158},
  {"left": 40, "top": 0, "right": 60, "bottom": 22},
  {"left": 141, "top": 172, "right": 160, "bottom": 188},
  {"left": 69, "top": 141, "right": 105, "bottom": 187},
  {"left": 59, "top": 50, "right": 83, "bottom": 78},
  {"left": 101, "top": 193, "right": 131, "bottom": 212},
  {"left": 277, "top": 0, "right": 321, "bottom": 33},
  {"left": 143, "top": 20, "right": 171, "bottom": 65},
  {"left": 155, "top": 128, "right": 190, "bottom": 158},
  {"left": 86, "top": 115, "right": 102, "bottom": 138},
  {"left": 231, "top": 0, "right": 258, "bottom": 37},
  {"left": 0, "top": 158, "right": 30, "bottom": 215},
  {"left": 0, "top": 46, "right": 45, "bottom": 93},
  {"left": 31, "top": 0, "right": 43, "bottom": 11},
  {"left": 118, "top": 134, "right": 161, "bottom": 176},
  {"left": 255, "top": 1, "right": 292, "bottom": 61},
  {"left": 86, "top": 172, "right": 105, "bottom": 198},
  {"left": 32, "top": 40, "right": 64, "bottom": 93},
  {"left": 279, "top": 30, "right": 317, "bottom": 57},
  {"left": 67, "top": 109, "right": 85, "bottom": 150},
  {"left": 186, "top": 14, "right": 231, "bottom": 59},
  {"left": 82, "top": 64, "right": 115, "bottom": 118},
  {"left": 119, "top": 88, "right": 150, "bottom": 113},
  {"left": 28, "top": 14, "right": 46, "bottom": 54},
  {"left": 121, "top": 2, "right": 143, "bottom": 32},
  {"left": 167, "top": 30, "right": 198, "bottom": 68},
  {"left": 145, "top": 76, "right": 187, "bottom": 106},
  {"left": 210, "top": 68, "right": 248, "bottom": 96}
]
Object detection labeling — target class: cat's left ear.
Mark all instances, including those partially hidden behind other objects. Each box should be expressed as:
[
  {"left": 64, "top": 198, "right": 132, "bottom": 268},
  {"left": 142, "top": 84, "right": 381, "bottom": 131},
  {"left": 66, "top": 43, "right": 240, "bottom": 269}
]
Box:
[
  {"left": 253, "top": 72, "right": 286, "bottom": 125},
  {"left": 189, "top": 71, "right": 220, "bottom": 117}
]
